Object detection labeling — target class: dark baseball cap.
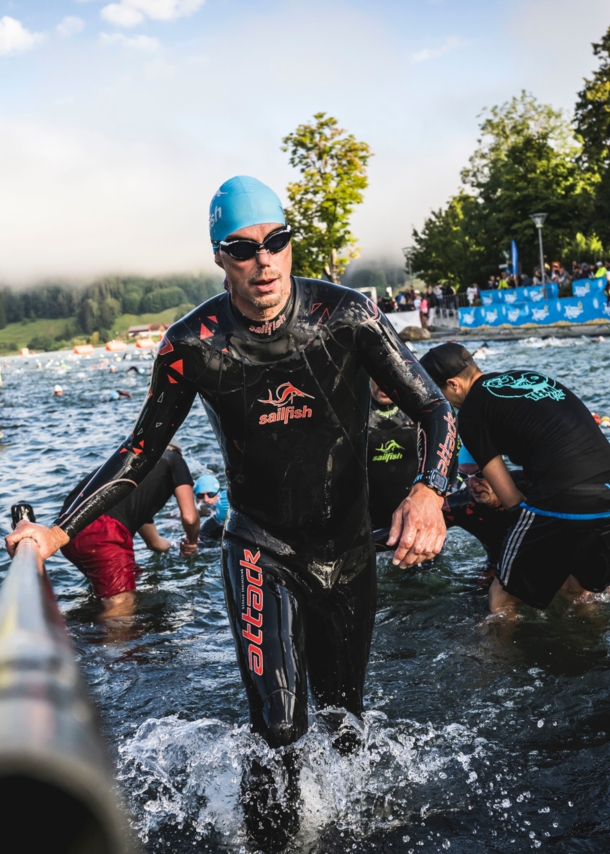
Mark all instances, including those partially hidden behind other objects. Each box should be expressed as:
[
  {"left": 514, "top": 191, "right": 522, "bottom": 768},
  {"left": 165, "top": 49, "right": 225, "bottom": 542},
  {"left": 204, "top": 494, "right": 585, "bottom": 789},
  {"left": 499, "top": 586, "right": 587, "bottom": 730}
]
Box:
[{"left": 419, "top": 343, "right": 475, "bottom": 387}]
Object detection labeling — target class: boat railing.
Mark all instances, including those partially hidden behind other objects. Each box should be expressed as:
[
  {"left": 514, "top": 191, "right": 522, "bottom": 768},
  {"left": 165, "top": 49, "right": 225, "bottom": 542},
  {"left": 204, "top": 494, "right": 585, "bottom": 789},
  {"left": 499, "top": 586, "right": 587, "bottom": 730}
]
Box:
[{"left": 0, "top": 524, "right": 135, "bottom": 853}]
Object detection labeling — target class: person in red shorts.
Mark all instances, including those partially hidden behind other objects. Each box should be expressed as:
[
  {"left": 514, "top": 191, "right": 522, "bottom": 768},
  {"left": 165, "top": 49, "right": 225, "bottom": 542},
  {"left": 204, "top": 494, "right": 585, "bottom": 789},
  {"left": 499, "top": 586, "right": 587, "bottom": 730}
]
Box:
[{"left": 60, "top": 440, "right": 199, "bottom": 618}]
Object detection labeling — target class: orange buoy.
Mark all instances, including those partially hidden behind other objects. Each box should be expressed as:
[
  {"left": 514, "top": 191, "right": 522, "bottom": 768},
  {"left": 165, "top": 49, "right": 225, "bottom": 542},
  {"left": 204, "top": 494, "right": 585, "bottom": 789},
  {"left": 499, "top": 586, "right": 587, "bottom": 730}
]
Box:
[
  {"left": 73, "top": 345, "right": 94, "bottom": 355},
  {"left": 105, "top": 340, "right": 127, "bottom": 352},
  {"left": 135, "top": 338, "right": 155, "bottom": 349},
  {"left": 20, "top": 347, "right": 29, "bottom": 357}
]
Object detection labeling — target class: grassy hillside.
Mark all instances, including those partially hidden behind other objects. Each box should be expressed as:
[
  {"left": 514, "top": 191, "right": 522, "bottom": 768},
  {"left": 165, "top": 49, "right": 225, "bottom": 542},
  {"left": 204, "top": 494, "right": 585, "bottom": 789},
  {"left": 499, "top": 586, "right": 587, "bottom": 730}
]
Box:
[{"left": 0, "top": 307, "right": 185, "bottom": 354}]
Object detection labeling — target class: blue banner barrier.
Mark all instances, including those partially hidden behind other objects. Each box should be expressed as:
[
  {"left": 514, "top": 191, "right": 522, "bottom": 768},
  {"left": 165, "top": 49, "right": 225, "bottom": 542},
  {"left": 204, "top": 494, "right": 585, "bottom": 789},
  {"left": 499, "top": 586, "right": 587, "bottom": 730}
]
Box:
[
  {"left": 572, "top": 277, "right": 606, "bottom": 298},
  {"left": 459, "top": 292, "right": 610, "bottom": 328},
  {"left": 480, "top": 285, "right": 545, "bottom": 306}
]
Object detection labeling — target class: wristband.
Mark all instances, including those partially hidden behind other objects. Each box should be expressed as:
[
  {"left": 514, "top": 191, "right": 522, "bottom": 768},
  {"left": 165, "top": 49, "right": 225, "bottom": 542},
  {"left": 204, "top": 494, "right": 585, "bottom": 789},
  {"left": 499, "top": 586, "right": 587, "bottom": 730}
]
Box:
[{"left": 413, "top": 470, "right": 449, "bottom": 496}]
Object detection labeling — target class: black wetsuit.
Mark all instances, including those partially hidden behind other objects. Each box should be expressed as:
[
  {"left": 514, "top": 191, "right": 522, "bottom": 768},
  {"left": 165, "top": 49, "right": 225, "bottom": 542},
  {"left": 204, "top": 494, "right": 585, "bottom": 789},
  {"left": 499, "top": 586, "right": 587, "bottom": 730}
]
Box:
[
  {"left": 55, "top": 277, "right": 455, "bottom": 746},
  {"left": 367, "top": 401, "right": 419, "bottom": 530}
]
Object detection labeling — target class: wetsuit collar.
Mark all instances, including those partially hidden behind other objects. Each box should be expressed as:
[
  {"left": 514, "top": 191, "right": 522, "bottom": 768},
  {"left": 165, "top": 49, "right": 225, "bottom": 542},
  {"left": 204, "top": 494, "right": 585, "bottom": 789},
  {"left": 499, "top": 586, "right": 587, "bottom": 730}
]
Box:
[{"left": 229, "top": 280, "right": 295, "bottom": 339}]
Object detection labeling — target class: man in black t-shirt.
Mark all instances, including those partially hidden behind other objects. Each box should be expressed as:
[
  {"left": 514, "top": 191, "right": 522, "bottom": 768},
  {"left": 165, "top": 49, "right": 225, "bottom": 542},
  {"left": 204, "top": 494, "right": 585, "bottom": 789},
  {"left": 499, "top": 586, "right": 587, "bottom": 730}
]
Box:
[
  {"left": 420, "top": 343, "right": 610, "bottom": 613},
  {"left": 60, "top": 442, "right": 199, "bottom": 617}
]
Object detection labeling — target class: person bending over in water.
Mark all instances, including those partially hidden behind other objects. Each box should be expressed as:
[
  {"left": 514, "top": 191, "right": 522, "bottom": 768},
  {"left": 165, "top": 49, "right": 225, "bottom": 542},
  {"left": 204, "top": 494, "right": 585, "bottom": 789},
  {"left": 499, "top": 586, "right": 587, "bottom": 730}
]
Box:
[
  {"left": 420, "top": 343, "right": 610, "bottom": 614},
  {"left": 60, "top": 441, "right": 199, "bottom": 618},
  {"left": 7, "top": 176, "right": 455, "bottom": 848}
]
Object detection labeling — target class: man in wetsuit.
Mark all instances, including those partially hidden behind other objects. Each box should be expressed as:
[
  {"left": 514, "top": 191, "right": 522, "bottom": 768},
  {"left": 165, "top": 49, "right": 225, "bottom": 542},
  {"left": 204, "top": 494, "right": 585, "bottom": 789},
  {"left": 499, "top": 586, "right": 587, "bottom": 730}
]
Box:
[
  {"left": 368, "top": 379, "right": 420, "bottom": 532},
  {"left": 420, "top": 343, "right": 610, "bottom": 614},
  {"left": 60, "top": 441, "right": 199, "bottom": 617},
  {"left": 7, "top": 176, "right": 455, "bottom": 759}
]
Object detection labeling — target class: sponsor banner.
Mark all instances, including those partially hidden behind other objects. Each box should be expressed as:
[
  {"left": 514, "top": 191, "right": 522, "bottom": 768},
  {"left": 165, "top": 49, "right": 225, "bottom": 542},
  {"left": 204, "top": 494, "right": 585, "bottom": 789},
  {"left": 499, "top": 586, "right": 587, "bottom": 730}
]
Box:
[
  {"left": 459, "top": 294, "right": 610, "bottom": 328},
  {"left": 480, "top": 285, "right": 545, "bottom": 306},
  {"left": 572, "top": 277, "right": 605, "bottom": 299}
]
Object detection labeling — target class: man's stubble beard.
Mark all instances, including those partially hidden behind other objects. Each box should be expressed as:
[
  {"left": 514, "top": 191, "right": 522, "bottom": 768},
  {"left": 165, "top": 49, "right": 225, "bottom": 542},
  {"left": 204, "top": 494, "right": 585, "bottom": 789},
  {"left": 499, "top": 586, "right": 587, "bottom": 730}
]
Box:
[{"left": 242, "top": 268, "right": 288, "bottom": 311}]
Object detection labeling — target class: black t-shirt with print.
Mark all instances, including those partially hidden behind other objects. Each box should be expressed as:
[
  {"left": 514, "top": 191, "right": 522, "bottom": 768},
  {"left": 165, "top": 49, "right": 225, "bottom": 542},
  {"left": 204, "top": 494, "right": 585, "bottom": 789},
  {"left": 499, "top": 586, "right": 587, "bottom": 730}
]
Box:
[{"left": 458, "top": 370, "right": 610, "bottom": 506}]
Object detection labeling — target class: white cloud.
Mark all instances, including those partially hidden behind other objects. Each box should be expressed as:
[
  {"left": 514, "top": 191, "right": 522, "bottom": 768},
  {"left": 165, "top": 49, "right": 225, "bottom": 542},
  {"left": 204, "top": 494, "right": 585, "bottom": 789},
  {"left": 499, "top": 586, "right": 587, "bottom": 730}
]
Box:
[
  {"left": 56, "top": 16, "right": 85, "bottom": 38},
  {"left": 101, "top": 4, "right": 145, "bottom": 27},
  {"left": 99, "top": 32, "right": 161, "bottom": 50},
  {"left": 0, "top": 16, "right": 45, "bottom": 56},
  {"left": 100, "top": 0, "right": 205, "bottom": 28},
  {"left": 411, "top": 35, "right": 463, "bottom": 64}
]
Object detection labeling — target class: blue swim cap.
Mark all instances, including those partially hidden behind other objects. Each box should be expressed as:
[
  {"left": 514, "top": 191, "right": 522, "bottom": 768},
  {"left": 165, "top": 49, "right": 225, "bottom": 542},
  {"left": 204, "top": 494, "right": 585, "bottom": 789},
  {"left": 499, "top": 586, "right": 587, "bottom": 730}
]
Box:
[
  {"left": 194, "top": 474, "right": 220, "bottom": 496},
  {"left": 458, "top": 444, "right": 476, "bottom": 465},
  {"left": 209, "top": 176, "right": 285, "bottom": 246}
]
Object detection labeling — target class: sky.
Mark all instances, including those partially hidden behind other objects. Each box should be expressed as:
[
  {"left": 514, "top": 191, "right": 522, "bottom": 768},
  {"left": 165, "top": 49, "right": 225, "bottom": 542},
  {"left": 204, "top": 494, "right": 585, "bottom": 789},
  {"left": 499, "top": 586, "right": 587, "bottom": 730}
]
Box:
[{"left": 0, "top": 0, "right": 609, "bottom": 283}]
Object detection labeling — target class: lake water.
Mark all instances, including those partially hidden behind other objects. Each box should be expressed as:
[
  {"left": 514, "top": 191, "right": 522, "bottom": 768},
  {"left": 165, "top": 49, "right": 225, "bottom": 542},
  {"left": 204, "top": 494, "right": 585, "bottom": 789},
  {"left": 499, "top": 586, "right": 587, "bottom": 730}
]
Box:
[{"left": 2, "top": 335, "right": 610, "bottom": 853}]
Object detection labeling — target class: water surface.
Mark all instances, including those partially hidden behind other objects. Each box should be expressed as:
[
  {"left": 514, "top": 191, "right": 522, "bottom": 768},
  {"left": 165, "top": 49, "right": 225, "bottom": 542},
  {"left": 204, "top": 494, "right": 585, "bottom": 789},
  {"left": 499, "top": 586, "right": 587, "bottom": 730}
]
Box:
[{"left": 1, "top": 336, "right": 610, "bottom": 853}]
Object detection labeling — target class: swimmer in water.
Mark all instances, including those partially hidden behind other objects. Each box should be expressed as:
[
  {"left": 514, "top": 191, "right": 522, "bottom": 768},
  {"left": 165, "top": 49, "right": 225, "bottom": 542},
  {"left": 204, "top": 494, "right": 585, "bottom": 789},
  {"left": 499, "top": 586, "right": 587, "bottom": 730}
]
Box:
[
  {"left": 59, "top": 441, "right": 199, "bottom": 618},
  {"left": 53, "top": 385, "right": 63, "bottom": 396},
  {"left": 195, "top": 473, "right": 230, "bottom": 542},
  {"left": 7, "top": 175, "right": 455, "bottom": 848},
  {"left": 420, "top": 343, "right": 610, "bottom": 615}
]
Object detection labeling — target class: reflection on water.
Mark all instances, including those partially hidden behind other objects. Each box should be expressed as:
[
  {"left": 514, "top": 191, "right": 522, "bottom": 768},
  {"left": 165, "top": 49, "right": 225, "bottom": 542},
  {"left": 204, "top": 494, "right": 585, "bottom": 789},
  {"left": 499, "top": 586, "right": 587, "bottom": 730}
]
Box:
[{"left": 2, "top": 337, "right": 610, "bottom": 852}]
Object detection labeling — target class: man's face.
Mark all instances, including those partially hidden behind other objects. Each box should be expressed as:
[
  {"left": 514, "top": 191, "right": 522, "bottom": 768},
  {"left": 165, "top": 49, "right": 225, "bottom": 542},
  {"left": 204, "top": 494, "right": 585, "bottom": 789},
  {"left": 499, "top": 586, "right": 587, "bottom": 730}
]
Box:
[
  {"left": 214, "top": 222, "right": 292, "bottom": 319},
  {"left": 198, "top": 492, "right": 219, "bottom": 508},
  {"left": 467, "top": 475, "right": 502, "bottom": 509}
]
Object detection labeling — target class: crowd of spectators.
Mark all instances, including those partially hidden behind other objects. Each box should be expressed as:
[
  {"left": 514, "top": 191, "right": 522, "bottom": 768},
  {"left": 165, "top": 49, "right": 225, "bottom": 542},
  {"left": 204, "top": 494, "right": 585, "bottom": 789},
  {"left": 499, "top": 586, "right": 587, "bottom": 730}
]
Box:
[
  {"left": 379, "top": 284, "right": 457, "bottom": 328},
  {"left": 378, "top": 259, "right": 610, "bottom": 325}
]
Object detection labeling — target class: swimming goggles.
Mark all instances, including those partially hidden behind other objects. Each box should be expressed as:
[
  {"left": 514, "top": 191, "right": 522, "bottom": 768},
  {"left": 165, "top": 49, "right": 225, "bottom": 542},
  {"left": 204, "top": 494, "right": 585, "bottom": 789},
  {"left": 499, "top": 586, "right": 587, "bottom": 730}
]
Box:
[
  {"left": 197, "top": 490, "right": 219, "bottom": 499},
  {"left": 214, "top": 225, "right": 292, "bottom": 261}
]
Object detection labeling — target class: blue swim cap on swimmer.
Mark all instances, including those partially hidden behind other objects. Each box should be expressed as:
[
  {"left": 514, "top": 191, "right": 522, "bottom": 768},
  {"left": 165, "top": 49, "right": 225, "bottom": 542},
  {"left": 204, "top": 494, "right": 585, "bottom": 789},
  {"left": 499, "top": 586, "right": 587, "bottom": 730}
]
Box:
[
  {"left": 209, "top": 175, "right": 285, "bottom": 248},
  {"left": 458, "top": 444, "right": 476, "bottom": 465},
  {"left": 194, "top": 474, "right": 220, "bottom": 496}
]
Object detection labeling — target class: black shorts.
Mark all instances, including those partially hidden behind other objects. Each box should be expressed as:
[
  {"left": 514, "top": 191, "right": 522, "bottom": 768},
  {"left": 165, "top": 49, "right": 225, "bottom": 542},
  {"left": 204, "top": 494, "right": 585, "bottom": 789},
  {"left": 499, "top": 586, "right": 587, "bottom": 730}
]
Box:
[{"left": 497, "top": 505, "right": 610, "bottom": 608}]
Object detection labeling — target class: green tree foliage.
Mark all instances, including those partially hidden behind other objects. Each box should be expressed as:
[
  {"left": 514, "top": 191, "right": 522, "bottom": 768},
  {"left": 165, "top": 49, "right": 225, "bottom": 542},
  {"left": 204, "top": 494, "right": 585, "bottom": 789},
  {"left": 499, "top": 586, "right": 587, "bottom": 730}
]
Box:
[
  {"left": 78, "top": 298, "right": 99, "bottom": 334},
  {"left": 282, "top": 113, "right": 372, "bottom": 282},
  {"left": 141, "top": 286, "right": 187, "bottom": 313},
  {"left": 412, "top": 192, "right": 484, "bottom": 287},
  {"left": 99, "top": 297, "right": 121, "bottom": 329},
  {"left": 574, "top": 28, "right": 610, "bottom": 246},
  {"left": 413, "top": 93, "right": 595, "bottom": 287}
]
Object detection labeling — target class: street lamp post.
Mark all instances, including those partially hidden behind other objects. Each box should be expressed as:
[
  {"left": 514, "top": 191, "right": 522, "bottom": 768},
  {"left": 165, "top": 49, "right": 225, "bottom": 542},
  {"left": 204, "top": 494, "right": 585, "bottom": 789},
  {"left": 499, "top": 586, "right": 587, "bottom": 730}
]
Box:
[
  {"left": 529, "top": 212, "right": 548, "bottom": 285},
  {"left": 402, "top": 246, "right": 415, "bottom": 281}
]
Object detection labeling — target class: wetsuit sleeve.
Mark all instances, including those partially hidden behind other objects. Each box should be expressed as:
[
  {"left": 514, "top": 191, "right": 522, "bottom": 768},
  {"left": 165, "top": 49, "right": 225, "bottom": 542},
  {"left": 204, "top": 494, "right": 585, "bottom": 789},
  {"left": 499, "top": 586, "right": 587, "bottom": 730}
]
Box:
[
  {"left": 355, "top": 307, "right": 457, "bottom": 483},
  {"left": 54, "top": 334, "right": 202, "bottom": 538}
]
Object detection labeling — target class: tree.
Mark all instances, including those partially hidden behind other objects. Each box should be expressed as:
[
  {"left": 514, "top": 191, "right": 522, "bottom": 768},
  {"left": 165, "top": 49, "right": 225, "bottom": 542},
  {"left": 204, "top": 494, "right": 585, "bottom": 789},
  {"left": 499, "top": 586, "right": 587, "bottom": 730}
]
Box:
[
  {"left": 412, "top": 93, "right": 594, "bottom": 287},
  {"left": 99, "top": 297, "right": 121, "bottom": 329},
  {"left": 574, "top": 28, "right": 610, "bottom": 245},
  {"left": 282, "top": 113, "right": 372, "bottom": 282},
  {"left": 78, "top": 298, "right": 98, "bottom": 334},
  {"left": 412, "top": 192, "right": 484, "bottom": 288}
]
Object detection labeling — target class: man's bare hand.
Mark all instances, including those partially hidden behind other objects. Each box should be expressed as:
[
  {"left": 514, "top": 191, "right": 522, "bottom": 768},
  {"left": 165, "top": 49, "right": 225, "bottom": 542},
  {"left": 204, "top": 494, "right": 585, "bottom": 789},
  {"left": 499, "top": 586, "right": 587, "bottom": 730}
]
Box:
[
  {"left": 180, "top": 538, "right": 198, "bottom": 557},
  {"left": 386, "top": 483, "right": 446, "bottom": 568},
  {"left": 5, "top": 522, "right": 70, "bottom": 559}
]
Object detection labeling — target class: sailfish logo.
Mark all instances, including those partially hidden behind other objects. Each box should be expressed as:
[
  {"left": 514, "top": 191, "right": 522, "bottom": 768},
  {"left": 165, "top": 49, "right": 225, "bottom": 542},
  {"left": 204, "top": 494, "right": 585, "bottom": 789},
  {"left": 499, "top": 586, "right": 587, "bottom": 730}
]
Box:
[
  {"left": 258, "top": 383, "right": 314, "bottom": 407},
  {"left": 258, "top": 382, "right": 314, "bottom": 425},
  {"left": 372, "top": 439, "right": 405, "bottom": 462}
]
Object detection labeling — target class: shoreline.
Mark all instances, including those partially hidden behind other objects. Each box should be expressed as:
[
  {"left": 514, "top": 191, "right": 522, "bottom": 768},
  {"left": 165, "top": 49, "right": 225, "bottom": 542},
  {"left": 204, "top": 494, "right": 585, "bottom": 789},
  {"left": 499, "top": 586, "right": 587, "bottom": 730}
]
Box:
[{"left": 428, "top": 322, "right": 610, "bottom": 343}]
